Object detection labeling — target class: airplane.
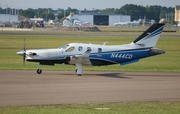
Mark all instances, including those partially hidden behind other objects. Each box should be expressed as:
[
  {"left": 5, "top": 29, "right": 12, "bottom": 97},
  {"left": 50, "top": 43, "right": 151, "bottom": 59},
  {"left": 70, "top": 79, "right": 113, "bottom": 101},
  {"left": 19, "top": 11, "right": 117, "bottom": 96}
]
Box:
[
  {"left": 17, "top": 23, "right": 165, "bottom": 76},
  {"left": 130, "top": 19, "right": 142, "bottom": 26},
  {"left": 114, "top": 19, "right": 142, "bottom": 26}
]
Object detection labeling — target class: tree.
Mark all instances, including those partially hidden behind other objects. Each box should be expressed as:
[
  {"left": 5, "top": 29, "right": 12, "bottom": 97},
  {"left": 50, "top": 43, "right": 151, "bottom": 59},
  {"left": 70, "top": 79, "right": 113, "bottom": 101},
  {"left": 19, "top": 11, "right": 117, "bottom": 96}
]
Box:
[
  {"left": 36, "top": 8, "right": 55, "bottom": 21},
  {"left": 47, "top": 13, "right": 55, "bottom": 20},
  {"left": 146, "top": 5, "right": 161, "bottom": 22},
  {"left": 14, "top": 4, "right": 175, "bottom": 24},
  {"left": 19, "top": 8, "right": 35, "bottom": 18},
  {"left": 117, "top": 4, "right": 147, "bottom": 21},
  {"left": 101, "top": 8, "right": 117, "bottom": 14},
  {"left": 116, "top": 4, "right": 172, "bottom": 22},
  {"left": 57, "top": 12, "right": 64, "bottom": 20}
]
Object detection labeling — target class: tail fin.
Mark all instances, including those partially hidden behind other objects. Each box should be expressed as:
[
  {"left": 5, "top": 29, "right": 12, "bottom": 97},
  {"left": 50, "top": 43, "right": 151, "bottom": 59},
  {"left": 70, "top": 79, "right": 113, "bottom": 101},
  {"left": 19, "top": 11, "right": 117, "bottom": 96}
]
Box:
[
  {"left": 133, "top": 23, "right": 165, "bottom": 47},
  {"left": 137, "top": 19, "right": 142, "bottom": 24}
]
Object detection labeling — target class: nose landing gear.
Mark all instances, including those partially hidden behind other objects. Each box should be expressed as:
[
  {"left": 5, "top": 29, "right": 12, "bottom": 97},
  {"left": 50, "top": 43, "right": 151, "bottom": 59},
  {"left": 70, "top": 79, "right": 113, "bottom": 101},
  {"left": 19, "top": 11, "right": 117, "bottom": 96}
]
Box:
[{"left": 37, "top": 64, "right": 43, "bottom": 74}]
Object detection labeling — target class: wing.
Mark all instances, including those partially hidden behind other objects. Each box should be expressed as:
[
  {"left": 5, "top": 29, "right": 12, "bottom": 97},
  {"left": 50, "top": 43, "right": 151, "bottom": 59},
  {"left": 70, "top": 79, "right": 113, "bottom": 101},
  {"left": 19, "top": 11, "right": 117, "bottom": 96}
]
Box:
[{"left": 69, "top": 49, "right": 92, "bottom": 66}]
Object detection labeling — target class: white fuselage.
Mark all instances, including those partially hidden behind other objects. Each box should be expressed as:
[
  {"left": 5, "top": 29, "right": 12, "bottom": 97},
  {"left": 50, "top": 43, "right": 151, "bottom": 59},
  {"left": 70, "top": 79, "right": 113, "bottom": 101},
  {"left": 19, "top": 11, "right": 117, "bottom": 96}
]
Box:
[{"left": 25, "top": 42, "right": 137, "bottom": 63}]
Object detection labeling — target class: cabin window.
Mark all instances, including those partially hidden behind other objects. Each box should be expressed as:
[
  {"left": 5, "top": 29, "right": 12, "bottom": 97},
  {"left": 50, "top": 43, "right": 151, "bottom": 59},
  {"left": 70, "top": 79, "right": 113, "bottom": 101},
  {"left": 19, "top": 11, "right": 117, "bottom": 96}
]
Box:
[
  {"left": 98, "top": 48, "right": 102, "bottom": 53},
  {"left": 87, "top": 47, "right": 91, "bottom": 51},
  {"left": 66, "top": 46, "right": 75, "bottom": 52},
  {"left": 78, "top": 46, "right": 83, "bottom": 51}
]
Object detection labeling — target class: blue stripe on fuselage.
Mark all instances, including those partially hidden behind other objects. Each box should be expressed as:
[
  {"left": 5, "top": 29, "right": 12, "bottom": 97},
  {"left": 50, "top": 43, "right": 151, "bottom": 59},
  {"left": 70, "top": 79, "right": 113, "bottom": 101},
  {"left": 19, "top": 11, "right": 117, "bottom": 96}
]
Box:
[{"left": 89, "top": 48, "right": 156, "bottom": 66}]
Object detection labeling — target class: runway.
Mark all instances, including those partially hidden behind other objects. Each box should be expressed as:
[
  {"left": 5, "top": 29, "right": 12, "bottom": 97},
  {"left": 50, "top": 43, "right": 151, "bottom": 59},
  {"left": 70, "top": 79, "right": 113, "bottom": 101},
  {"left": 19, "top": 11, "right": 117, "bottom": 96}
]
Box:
[{"left": 0, "top": 70, "right": 180, "bottom": 106}]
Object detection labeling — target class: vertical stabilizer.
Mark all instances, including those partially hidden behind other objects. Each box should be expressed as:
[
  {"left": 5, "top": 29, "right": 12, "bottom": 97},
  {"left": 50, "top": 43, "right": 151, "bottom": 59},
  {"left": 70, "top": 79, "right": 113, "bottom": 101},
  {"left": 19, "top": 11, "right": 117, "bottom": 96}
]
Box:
[{"left": 133, "top": 23, "right": 165, "bottom": 47}]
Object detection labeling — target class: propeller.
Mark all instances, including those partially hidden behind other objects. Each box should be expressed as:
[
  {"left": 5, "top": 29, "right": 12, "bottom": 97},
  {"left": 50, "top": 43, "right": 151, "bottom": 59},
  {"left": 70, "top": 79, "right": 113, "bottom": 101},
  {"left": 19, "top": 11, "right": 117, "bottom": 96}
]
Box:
[
  {"left": 17, "top": 39, "right": 27, "bottom": 65},
  {"left": 23, "top": 39, "right": 26, "bottom": 65}
]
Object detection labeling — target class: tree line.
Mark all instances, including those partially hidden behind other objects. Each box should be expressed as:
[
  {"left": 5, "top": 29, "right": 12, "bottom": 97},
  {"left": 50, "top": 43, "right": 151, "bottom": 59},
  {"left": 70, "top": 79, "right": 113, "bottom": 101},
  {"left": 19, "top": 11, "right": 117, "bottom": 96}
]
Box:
[{"left": 0, "top": 4, "right": 175, "bottom": 24}]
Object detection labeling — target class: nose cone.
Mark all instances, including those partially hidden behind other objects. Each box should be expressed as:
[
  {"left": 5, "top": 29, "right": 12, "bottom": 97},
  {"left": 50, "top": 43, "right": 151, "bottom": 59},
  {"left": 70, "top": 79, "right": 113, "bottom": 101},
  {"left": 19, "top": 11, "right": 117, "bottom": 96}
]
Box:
[{"left": 17, "top": 50, "right": 26, "bottom": 56}]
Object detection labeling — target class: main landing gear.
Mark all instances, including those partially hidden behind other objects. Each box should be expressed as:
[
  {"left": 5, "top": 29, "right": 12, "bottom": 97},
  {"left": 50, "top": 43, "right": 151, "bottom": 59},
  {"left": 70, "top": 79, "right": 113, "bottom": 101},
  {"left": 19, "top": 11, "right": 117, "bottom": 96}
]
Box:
[
  {"left": 37, "top": 64, "right": 43, "bottom": 74},
  {"left": 76, "top": 63, "right": 83, "bottom": 76}
]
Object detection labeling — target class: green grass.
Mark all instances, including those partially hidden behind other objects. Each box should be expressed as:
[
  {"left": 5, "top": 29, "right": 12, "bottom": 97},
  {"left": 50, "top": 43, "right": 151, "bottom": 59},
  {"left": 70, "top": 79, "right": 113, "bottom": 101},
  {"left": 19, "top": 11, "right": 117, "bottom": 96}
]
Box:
[
  {"left": 0, "top": 102, "right": 180, "bottom": 114},
  {"left": 0, "top": 32, "right": 180, "bottom": 72}
]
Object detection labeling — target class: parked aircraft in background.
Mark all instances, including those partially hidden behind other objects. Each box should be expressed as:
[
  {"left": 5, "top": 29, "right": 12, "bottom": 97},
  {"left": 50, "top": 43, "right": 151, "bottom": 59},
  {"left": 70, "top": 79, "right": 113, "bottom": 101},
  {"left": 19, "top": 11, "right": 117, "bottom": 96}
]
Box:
[
  {"left": 114, "top": 19, "right": 142, "bottom": 26},
  {"left": 63, "top": 18, "right": 91, "bottom": 27},
  {"left": 17, "top": 23, "right": 165, "bottom": 76}
]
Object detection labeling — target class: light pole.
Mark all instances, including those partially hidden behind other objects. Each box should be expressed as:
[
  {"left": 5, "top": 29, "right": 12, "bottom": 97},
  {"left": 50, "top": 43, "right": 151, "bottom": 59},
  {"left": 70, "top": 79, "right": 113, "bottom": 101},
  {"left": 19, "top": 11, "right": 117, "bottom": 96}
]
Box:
[
  {"left": 6, "top": 4, "right": 8, "bottom": 14},
  {"left": 8, "top": 6, "right": 11, "bottom": 24},
  {"left": 0, "top": 2, "right": 1, "bottom": 14},
  {"left": 64, "top": 9, "right": 66, "bottom": 18},
  {"left": 9, "top": 6, "right": 11, "bottom": 24},
  {"left": 46, "top": 8, "right": 47, "bottom": 22}
]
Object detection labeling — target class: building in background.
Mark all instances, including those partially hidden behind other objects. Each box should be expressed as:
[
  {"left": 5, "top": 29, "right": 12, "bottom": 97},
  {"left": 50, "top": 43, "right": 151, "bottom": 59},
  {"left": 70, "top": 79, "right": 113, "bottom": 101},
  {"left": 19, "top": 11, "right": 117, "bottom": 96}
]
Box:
[
  {"left": 0, "top": 14, "right": 18, "bottom": 24},
  {"left": 63, "top": 13, "right": 130, "bottom": 26},
  {"left": 175, "top": 5, "right": 180, "bottom": 26}
]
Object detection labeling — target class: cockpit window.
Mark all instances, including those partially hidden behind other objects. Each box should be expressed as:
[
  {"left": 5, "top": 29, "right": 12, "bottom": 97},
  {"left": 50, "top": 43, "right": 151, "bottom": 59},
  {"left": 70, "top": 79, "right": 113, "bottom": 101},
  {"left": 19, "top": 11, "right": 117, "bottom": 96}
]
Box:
[
  {"left": 66, "top": 46, "right": 75, "bottom": 52},
  {"left": 59, "top": 44, "right": 69, "bottom": 49}
]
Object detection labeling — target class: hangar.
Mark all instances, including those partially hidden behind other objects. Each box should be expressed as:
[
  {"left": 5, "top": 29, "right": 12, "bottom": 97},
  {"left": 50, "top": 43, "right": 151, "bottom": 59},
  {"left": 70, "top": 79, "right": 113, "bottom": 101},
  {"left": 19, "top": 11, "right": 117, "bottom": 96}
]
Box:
[
  {"left": 64, "top": 13, "right": 130, "bottom": 26},
  {"left": 0, "top": 14, "right": 18, "bottom": 23},
  {"left": 93, "top": 14, "right": 130, "bottom": 26}
]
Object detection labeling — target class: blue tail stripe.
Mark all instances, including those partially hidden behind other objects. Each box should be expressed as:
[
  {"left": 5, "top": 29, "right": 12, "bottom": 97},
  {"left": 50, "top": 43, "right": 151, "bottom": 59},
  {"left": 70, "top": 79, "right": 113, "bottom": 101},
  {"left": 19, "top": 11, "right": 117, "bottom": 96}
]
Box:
[{"left": 143, "top": 25, "right": 164, "bottom": 41}]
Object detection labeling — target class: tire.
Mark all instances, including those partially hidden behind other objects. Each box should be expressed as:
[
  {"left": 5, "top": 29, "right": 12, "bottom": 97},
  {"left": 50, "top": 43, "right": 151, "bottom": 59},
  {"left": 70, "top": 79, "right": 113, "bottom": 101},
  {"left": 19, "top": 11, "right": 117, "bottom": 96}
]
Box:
[{"left": 37, "top": 69, "right": 42, "bottom": 74}]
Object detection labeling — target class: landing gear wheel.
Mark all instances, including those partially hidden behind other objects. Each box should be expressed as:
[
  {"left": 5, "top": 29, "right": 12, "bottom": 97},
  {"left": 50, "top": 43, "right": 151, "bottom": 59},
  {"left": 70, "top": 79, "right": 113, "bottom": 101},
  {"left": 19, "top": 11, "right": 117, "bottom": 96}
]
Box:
[
  {"left": 37, "top": 69, "right": 42, "bottom": 74},
  {"left": 78, "top": 74, "right": 82, "bottom": 76},
  {"left": 75, "top": 69, "right": 77, "bottom": 73}
]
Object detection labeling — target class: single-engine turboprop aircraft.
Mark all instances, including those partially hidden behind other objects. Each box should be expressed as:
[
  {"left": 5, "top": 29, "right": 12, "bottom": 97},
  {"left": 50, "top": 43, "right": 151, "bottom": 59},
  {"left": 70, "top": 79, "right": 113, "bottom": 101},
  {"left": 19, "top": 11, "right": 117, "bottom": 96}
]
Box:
[{"left": 17, "top": 23, "right": 165, "bottom": 76}]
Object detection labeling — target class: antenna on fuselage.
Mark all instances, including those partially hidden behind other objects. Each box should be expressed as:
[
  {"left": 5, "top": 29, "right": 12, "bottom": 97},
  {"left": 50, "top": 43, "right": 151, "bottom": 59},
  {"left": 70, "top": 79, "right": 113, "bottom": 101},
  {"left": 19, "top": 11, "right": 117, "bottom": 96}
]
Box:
[{"left": 103, "top": 42, "right": 106, "bottom": 45}]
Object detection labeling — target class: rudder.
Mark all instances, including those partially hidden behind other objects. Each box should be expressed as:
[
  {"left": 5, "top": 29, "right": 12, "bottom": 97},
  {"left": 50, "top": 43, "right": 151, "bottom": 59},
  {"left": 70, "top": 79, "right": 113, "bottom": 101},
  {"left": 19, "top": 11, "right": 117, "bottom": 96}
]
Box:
[{"left": 133, "top": 23, "right": 165, "bottom": 47}]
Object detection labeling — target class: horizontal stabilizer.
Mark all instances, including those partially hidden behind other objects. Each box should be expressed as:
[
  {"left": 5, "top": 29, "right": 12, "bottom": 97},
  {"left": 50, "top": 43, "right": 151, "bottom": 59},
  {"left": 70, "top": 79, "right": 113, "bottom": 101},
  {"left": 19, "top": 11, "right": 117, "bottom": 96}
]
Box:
[{"left": 149, "top": 48, "right": 165, "bottom": 54}]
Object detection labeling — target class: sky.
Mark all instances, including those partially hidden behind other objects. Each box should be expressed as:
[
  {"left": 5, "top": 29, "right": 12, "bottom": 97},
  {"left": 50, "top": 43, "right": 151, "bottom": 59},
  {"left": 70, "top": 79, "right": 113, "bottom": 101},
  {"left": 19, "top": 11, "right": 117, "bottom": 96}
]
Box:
[{"left": 0, "top": 0, "right": 179, "bottom": 10}]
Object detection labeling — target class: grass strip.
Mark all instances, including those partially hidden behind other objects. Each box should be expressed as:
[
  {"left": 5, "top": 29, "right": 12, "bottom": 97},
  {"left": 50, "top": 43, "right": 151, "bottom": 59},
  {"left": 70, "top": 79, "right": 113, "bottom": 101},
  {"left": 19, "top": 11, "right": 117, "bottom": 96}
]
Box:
[{"left": 0, "top": 102, "right": 180, "bottom": 114}]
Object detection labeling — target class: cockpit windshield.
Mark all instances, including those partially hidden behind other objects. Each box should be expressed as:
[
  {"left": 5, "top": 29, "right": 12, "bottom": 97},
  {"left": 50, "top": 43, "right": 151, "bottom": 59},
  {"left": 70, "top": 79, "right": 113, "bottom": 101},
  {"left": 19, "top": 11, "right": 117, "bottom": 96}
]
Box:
[{"left": 59, "top": 44, "right": 69, "bottom": 49}]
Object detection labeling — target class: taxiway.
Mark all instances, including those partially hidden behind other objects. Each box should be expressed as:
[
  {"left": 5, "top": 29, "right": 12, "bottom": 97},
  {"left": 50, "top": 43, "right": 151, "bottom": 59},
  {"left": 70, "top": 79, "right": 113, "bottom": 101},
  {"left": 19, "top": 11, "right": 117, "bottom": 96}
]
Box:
[{"left": 0, "top": 70, "right": 180, "bottom": 106}]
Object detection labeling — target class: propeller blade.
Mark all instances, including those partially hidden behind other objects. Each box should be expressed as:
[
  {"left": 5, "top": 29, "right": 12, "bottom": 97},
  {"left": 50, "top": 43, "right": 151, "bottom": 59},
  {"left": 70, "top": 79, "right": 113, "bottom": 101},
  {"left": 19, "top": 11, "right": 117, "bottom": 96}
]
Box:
[
  {"left": 23, "top": 55, "right": 25, "bottom": 65},
  {"left": 24, "top": 39, "right": 26, "bottom": 51},
  {"left": 23, "top": 39, "right": 26, "bottom": 65}
]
